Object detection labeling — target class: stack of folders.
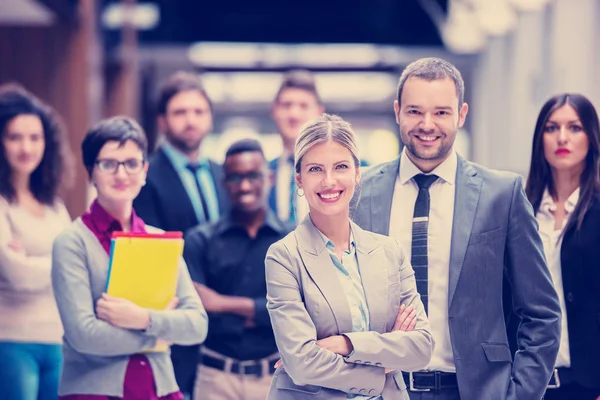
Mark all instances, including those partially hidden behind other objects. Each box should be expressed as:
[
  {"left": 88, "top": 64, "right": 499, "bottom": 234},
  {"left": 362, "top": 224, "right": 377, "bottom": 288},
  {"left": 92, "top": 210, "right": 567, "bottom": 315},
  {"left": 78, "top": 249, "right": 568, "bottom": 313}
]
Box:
[{"left": 105, "top": 231, "right": 184, "bottom": 352}]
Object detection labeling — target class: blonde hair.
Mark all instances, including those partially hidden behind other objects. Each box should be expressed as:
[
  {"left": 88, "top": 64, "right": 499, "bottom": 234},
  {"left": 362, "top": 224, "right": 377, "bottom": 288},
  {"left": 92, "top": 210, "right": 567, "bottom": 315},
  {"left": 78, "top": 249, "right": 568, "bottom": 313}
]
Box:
[{"left": 294, "top": 113, "right": 360, "bottom": 173}]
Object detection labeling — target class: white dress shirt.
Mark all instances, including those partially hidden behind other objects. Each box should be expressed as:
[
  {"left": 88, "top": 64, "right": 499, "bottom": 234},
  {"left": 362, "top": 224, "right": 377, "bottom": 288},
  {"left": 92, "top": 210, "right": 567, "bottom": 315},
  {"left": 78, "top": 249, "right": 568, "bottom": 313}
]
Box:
[
  {"left": 276, "top": 152, "right": 309, "bottom": 223},
  {"left": 389, "top": 148, "right": 457, "bottom": 372},
  {"left": 536, "top": 188, "right": 578, "bottom": 368}
]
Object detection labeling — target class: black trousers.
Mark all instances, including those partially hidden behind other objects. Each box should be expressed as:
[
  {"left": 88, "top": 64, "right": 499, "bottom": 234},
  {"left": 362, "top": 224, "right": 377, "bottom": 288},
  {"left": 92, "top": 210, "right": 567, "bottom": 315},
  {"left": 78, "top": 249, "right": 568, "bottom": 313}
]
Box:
[
  {"left": 544, "top": 384, "right": 600, "bottom": 400},
  {"left": 407, "top": 388, "right": 461, "bottom": 400}
]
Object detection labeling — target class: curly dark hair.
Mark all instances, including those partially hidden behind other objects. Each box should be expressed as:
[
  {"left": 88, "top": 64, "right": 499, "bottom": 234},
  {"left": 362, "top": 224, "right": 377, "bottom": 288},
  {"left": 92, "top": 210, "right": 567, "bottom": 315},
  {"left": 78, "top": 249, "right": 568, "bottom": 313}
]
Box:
[{"left": 0, "top": 83, "right": 74, "bottom": 205}]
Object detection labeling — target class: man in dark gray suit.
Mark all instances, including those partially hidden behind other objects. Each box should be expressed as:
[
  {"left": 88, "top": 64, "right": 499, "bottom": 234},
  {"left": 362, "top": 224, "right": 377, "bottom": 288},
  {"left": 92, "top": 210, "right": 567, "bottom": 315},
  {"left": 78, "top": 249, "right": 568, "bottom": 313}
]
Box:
[{"left": 352, "top": 57, "right": 561, "bottom": 400}]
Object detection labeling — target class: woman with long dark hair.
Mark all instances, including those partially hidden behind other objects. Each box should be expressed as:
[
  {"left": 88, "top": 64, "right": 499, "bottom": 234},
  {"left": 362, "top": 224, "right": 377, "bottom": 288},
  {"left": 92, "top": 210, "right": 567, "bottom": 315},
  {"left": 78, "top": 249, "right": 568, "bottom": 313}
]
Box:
[
  {"left": 0, "top": 83, "right": 73, "bottom": 400},
  {"left": 526, "top": 93, "right": 600, "bottom": 399}
]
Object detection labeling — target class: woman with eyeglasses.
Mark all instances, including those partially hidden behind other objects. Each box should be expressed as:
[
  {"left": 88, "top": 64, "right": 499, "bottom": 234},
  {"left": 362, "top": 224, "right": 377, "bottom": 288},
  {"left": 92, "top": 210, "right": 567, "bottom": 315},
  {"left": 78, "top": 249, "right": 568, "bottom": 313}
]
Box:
[
  {"left": 0, "top": 84, "right": 73, "bottom": 400},
  {"left": 525, "top": 94, "right": 600, "bottom": 399},
  {"left": 51, "top": 116, "right": 208, "bottom": 399}
]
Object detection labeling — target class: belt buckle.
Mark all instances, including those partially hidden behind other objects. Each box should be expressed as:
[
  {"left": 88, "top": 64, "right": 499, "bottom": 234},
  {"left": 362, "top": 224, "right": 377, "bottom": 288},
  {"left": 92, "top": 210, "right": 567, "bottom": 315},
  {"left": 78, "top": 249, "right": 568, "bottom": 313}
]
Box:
[
  {"left": 547, "top": 369, "right": 561, "bottom": 389},
  {"left": 240, "top": 360, "right": 262, "bottom": 378},
  {"left": 409, "top": 372, "right": 431, "bottom": 392}
]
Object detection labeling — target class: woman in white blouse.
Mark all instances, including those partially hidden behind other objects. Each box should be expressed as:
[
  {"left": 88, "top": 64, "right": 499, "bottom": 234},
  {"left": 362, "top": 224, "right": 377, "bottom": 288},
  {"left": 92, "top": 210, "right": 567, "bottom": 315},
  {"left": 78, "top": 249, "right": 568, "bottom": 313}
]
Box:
[
  {"left": 0, "top": 84, "right": 73, "bottom": 400},
  {"left": 525, "top": 93, "right": 600, "bottom": 400}
]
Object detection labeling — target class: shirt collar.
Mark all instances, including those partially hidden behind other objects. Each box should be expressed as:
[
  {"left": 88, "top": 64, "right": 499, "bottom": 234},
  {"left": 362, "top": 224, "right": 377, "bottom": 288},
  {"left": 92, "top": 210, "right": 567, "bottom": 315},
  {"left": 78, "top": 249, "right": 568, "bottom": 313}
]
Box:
[
  {"left": 540, "top": 187, "right": 580, "bottom": 214},
  {"left": 317, "top": 227, "right": 356, "bottom": 255},
  {"left": 215, "top": 209, "right": 289, "bottom": 236},
  {"left": 399, "top": 148, "right": 458, "bottom": 186},
  {"left": 161, "top": 141, "right": 209, "bottom": 171},
  {"left": 84, "top": 199, "right": 146, "bottom": 235}
]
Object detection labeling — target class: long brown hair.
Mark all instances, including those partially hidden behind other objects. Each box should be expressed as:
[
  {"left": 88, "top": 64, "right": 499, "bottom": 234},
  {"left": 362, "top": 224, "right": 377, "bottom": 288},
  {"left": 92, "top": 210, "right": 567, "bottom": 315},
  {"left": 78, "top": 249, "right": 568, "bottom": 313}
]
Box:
[{"left": 525, "top": 93, "right": 600, "bottom": 234}]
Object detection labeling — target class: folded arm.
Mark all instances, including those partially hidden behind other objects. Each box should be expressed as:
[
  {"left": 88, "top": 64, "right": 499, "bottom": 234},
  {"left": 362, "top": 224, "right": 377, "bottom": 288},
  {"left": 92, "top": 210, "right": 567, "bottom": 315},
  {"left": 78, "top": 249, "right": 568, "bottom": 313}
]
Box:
[
  {"left": 144, "top": 258, "right": 209, "bottom": 345},
  {"left": 266, "top": 244, "right": 386, "bottom": 395},
  {"left": 344, "top": 239, "right": 434, "bottom": 371},
  {"left": 51, "top": 229, "right": 157, "bottom": 356}
]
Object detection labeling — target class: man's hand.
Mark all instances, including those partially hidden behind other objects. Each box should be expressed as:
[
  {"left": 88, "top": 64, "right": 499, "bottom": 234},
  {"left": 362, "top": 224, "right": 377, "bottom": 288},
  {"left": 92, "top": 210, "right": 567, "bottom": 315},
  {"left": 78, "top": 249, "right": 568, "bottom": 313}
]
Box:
[
  {"left": 96, "top": 293, "right": 150, "bottom": 330},
  {"left": 316, "top": 335, "right": 354, "bottom": 356},
  {"left": 392, "top": 304, "right": 417, "bottom": 332}
]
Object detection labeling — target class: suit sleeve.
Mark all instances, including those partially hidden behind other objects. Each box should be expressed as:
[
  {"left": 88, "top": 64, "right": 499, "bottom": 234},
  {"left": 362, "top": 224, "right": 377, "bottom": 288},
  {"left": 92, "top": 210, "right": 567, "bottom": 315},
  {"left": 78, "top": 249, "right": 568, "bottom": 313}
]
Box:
[
  {"left": 133, "top": 182, "right": 164, "bottom": 229},
  {"left": 505, "top": 176, "right": 561, "bottom": 400},
  {"left": 265, "top": 242, "right": 386, "bottom": 395},
  {"left": 344, "top": 239, "right": 434, "bottom": 371}
]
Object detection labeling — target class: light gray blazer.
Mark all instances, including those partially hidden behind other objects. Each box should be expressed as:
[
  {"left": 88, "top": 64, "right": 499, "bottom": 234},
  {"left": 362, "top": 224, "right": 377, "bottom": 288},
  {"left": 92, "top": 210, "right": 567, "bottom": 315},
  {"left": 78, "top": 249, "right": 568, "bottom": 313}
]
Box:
[
  {"left": 265, "top": 216, "right": 433, "bottom": 400},
  {"left": 51, "top": 218, "right": 208, "bottom": 397},
  {"left": 352, "top": 155, "right": 561, "bottom": 400}
]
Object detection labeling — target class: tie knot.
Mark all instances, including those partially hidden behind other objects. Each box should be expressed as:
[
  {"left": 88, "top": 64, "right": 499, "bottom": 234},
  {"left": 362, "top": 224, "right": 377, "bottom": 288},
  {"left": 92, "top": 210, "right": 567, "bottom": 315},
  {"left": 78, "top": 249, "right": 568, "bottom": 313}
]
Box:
[
  {"left": 413, "top": 174, "right": 438, "bottom": 190},
  {"left": 186, "top": 163, "right": 204, "bottom": 173}
]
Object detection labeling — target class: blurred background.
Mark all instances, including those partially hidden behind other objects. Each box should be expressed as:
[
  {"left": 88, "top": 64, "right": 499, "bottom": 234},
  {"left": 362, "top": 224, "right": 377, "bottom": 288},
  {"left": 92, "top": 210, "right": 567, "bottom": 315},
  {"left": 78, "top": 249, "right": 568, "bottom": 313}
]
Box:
[{"left": 1, "top": 0, "right": 599, "bottom": 216}]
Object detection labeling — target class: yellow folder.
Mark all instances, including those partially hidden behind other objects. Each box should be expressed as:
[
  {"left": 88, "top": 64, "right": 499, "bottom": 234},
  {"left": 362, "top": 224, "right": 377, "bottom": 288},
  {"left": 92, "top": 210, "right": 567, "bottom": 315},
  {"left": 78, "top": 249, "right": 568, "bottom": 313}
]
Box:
[{"left": 105, "top": 231, "right": 184, "bottom": 352}]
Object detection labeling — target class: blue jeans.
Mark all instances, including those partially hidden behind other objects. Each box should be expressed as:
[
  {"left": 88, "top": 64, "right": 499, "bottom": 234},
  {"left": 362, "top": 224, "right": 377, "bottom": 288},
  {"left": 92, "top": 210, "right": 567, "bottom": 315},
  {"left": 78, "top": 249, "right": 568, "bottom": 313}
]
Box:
[{"left": 0, "top": 341, "right": 62, "bottom": 400}]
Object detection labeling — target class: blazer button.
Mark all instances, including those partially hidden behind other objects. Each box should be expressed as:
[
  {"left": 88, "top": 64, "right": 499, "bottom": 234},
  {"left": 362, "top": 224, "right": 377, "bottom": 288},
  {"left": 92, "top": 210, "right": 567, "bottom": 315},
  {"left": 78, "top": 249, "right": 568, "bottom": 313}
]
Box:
[
  {"left": 359, "top": 389, "right": 367, "bottom": 394},
  {"left": 364, "top": 361, "right": 371, "bottom": 365},
  {"left": 355, "top": 360, "right": 362, "bottom": 363},
  {"left": 369, "top": 389, "right": 377, "bottom": 395},
  {"left": 375, "top": 362, "right": 382, "bottom": 367},
  {"left": 567, "top": 292, "right": 574, "bottom": 302}
]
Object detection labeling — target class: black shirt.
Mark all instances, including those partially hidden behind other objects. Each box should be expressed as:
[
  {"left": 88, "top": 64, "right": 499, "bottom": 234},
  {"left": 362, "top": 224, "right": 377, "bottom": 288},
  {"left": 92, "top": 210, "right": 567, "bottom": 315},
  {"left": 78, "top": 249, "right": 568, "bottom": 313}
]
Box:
[{"left": 183, "top": 210, "right": 291, "bottom": 360}]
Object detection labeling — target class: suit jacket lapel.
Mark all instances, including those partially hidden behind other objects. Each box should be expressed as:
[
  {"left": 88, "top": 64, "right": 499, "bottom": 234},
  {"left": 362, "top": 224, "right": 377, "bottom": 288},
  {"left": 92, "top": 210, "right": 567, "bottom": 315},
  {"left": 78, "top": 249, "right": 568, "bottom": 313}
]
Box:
[
  {"left": 295, "top": 217, "right": 353, "bottom": 334},
  {"left": 154, "top": 149, "right": 198, "bottom": 226},
  {"left": 369, "top": 157, "right": 400, "bottom": 235},
  {"left": 352, "top": 221, "right": 387, "bottom": 333},
  {"left": 448, "top": 156, "right": 482, "bottom": 306},
  {"left": 208, "top": 160, "right": 229, "bottom": 216}
]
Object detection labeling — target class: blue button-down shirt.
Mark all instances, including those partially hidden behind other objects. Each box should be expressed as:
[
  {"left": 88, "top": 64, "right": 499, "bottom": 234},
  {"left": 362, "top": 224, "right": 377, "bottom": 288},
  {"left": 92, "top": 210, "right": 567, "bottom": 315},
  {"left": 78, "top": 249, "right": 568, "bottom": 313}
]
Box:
[
  {"left": 318, "top": 231, "right": 381, "bottom": 400},
  {"left": 161, "top": 142, "right": 220, "bottom": 222}
]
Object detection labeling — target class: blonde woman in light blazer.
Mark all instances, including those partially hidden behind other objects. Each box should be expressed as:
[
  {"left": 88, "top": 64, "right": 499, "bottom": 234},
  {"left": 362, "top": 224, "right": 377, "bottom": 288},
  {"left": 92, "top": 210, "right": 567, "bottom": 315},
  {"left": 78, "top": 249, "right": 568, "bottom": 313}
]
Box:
[{"left": 265, "top": 114, "right": 433, "bottom": 400}]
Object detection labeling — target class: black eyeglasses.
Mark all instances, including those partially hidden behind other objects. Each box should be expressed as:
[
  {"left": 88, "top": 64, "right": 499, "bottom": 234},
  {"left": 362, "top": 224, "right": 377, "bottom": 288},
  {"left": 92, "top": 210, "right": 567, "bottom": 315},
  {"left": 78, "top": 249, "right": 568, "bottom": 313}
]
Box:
[
  {"left": 95, "top": 158, "right": 146, "bottom": 174},
  {"left": 224, "top": 171, "right": 264, "bottom": 185}
]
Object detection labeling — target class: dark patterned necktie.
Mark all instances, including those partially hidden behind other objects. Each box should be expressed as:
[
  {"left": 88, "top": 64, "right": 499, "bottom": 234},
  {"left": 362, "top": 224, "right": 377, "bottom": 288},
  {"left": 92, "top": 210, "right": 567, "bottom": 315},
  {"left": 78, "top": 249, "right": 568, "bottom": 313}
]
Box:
[
  {"left": 411, "top": 174, "right": 439, "bottom": 314},
  {"left": 186, "top": 163, "right": 210, "bottom": 222}
]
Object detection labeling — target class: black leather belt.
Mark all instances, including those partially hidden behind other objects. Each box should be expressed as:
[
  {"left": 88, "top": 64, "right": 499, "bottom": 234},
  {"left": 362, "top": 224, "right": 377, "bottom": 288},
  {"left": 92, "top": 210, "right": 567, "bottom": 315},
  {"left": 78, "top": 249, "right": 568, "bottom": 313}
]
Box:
[
  {"left": 402, "top": 371, "right": 458, "bottom": 392},
  {"left": 201, "top": 354, "right": 276, "bottom": 378}
]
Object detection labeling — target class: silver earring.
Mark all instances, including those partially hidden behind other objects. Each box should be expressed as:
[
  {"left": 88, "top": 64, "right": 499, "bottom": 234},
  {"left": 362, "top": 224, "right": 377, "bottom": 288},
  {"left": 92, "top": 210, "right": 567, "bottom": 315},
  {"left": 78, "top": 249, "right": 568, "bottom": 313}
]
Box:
[{"left": 297, "top": 188, "right": 305, "bottom": 197}]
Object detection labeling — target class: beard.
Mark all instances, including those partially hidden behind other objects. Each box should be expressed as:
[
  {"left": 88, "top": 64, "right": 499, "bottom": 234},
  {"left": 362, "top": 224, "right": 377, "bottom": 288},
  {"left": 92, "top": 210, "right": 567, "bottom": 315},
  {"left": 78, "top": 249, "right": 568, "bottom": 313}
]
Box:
[
  {"left": 400, "top": 127, "right": 455, "bottom": 161},
  {"left": 164, "top": 127, "right": 204, "bottom": 155}
]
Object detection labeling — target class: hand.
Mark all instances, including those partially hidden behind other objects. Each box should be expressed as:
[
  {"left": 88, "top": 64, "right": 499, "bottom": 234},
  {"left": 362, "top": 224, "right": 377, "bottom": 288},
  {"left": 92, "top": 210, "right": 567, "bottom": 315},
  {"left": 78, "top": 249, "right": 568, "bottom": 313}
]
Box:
[
  {"left": 274, "top": 359, "right": 283, "bottom": 369},
  {"left": 316, "top": 335, "right": 353, "bottom": 356},
  {"left": 96, "top": 293, "right": 150, "bottom": 330},
  {"left": 392, "top": 304, "right": 417, "bottom": 332},
  {"left": 164, "top": 297, "right": 179, "bottom": 311},
  {"left": 8, "top": 239, "right": 23, "bottom": 253}
]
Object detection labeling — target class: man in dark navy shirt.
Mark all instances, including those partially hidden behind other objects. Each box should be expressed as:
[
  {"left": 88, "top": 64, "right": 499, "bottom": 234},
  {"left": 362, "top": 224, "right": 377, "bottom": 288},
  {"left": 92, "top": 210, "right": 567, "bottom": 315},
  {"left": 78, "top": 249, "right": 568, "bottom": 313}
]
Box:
[{"left": 184, "top": 138, "right": 291, "bottom": 400}]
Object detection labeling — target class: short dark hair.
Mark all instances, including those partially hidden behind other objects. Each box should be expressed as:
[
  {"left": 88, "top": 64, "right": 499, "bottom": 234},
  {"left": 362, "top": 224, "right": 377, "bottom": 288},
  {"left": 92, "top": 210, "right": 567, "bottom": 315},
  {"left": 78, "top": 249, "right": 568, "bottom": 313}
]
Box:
[
  {"left": 157, "top": 71, "right": 213, "bottom": 115},
  {"left": 81, "top": 116, "right": 148, "bottom": 177},
  {"left": 274, "top": 70, "right": 322, "bottom": 105},
  {"left": 526, "top": 93, "right": 600, "bottom": 234},
  {"left": 225, "top": 138, "right": 265, "bottom": 159},
  {"left": 397, "top": 57, "right": 465, "bottom": 108},
  {"left": 0, "top": 83, "right": 74, "bottom": 205}
]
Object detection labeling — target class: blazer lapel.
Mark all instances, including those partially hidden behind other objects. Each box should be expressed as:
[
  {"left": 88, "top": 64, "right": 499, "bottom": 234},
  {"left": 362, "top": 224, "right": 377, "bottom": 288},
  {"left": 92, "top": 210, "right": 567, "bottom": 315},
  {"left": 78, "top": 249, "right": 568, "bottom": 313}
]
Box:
[
  {"left": 448, "top": 156, "right": 482, "bottom": 307},
  {"left": 154, "top": 149, "right": 198, "bottom": 226},
  {"left": 352, "top": 221, "right": 387, "bottom": 333},
  {"left": 368, "top": 158, "right": 400, "bottom": 235},
  {"left": 295, "top": 217, "right": 353, "bottom": 334}
]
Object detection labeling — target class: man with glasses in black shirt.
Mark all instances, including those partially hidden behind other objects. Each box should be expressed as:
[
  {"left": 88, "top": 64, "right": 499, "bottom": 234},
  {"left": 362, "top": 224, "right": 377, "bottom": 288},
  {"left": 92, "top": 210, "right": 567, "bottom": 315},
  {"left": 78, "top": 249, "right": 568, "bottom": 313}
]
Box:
[{"left": 184, "top": 139, "right": 291, "bottom": 400}]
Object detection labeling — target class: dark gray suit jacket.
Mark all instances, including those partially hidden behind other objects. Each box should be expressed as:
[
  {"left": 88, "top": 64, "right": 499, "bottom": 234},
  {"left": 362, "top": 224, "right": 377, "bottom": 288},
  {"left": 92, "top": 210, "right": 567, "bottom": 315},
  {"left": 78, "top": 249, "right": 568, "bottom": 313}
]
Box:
[{"left": 352, "top": 155, "right": 561, "bottom": 400}]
